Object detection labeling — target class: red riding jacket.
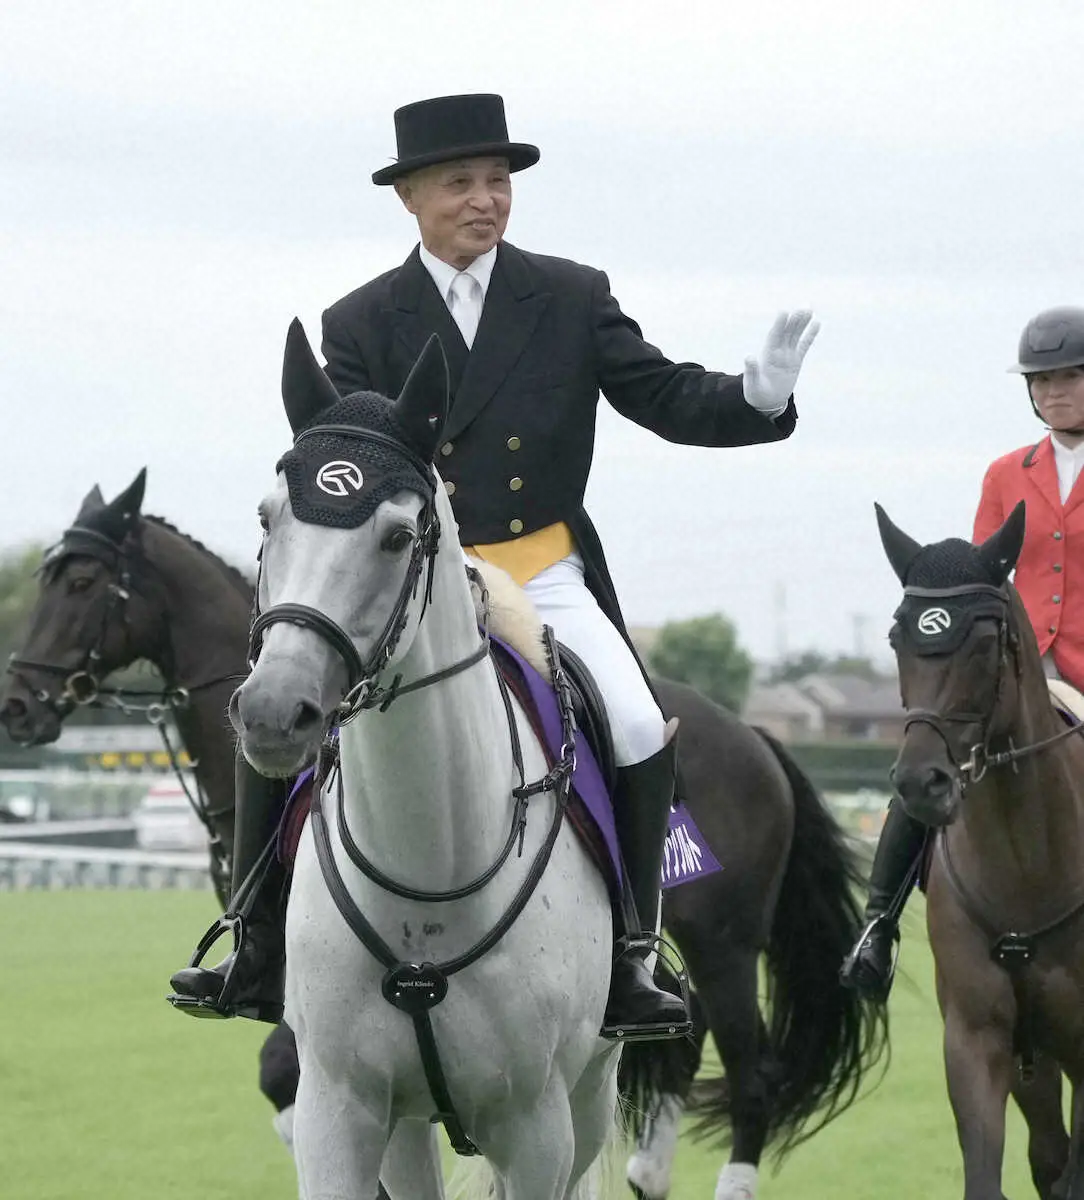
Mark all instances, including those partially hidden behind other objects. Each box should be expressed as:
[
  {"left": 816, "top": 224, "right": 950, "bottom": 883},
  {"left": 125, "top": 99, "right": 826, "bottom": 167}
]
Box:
[{"left": 974, "top": 435, "right": 1084, "bottom": 689}]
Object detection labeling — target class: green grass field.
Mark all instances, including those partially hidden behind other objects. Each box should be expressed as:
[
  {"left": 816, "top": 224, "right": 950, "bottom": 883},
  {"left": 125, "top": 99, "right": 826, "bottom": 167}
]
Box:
[{"left": 1, "top": 889, "right": 1043, "bottom": 1199}]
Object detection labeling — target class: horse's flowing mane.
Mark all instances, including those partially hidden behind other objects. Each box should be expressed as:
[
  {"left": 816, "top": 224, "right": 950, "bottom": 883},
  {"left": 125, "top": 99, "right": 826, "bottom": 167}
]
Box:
[{"left": 142, "top": 515, "right": 254, "bottom": 602}]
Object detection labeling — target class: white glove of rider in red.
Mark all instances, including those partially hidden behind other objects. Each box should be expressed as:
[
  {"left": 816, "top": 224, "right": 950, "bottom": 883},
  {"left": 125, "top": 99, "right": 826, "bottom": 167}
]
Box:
[{"left": 742, "top": 311, "right": 820, "bottom": 417}]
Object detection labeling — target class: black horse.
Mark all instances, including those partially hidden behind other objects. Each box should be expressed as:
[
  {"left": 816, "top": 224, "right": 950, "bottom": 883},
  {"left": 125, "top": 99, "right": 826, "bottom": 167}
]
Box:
[{"left": 1, "top": 471, "right": 886, "bottom": 1198}]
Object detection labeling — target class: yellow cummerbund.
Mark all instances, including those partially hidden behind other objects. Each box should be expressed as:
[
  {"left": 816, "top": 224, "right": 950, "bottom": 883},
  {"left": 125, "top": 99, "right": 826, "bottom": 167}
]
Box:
[{"left": 464, "top": 521, "right": 574, "bottom": 587}]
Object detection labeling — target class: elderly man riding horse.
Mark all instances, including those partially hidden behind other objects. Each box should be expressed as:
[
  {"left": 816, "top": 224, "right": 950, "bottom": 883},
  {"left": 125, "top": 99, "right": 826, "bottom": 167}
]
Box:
[
  {"left": 170, "top": 92, "right": 819, "bottom": 1040},
  {"left": 843, "top": 305, "right": 1084, "bottom": 1001}
]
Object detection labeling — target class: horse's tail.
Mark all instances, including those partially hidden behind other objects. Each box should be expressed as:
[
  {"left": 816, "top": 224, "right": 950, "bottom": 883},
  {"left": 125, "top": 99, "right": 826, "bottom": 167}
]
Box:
[{"left": 690, "top": 729, "right": 889, "bottom": 1157}]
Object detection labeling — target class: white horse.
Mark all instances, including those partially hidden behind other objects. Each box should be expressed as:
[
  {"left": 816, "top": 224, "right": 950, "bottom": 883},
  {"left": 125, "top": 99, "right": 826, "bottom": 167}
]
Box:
[{"left": 230, "top": 322, "right": 622, "bottom": 1200}]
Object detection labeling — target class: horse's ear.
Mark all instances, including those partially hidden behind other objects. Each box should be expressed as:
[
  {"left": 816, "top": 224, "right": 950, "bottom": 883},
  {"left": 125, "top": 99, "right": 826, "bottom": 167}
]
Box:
[
  {"left": 97, "top": 468, "right": 146, "bottom": 543},
  {"left": 282, "top": 318, "right": 340, "bottom": 436},
  {"left": 976, "top": 500, "right": 1026, "bottom": 586},
  {"left": 875, "top": 502, "right": 923, "bottom": 585},
  {"left": 392, "top": 335, "right": 449, "bottom": 462},
  {"left": 74, "top": 484, "right": 104, "bottom": 523}
]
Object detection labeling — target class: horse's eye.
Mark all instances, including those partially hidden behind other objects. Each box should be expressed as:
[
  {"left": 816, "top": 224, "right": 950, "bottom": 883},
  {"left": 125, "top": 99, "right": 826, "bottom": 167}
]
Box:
[
  {"left": 67, "top": 576, "right": 92, "bottom": 595},
  {"left": 258, "top": 511, "right": 270, "bottom": 532},
  {"left": 382, "top": 527, "right": 415, "bottom": 554}
]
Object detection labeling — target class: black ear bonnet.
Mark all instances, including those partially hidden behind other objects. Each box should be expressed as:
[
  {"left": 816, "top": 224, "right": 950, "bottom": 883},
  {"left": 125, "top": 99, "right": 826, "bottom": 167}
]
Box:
[
  {"left": 277, "top": 392, "right": 436, "bottom": 529},
  {"left": 891, "top": 538, "right": 1009, "bottom": 655}
]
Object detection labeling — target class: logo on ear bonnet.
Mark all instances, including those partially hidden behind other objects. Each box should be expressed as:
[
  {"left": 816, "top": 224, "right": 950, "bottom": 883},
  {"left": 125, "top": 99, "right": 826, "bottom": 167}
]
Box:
[
  {"left": 917, "top": 607, "right": 952, "bottom": 636},
  {"left": 315, "top": 461, "right": 364, "bottom": 497}
]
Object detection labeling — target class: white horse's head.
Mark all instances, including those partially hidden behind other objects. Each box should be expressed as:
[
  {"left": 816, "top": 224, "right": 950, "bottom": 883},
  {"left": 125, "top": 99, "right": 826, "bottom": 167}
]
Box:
[{"left": 230, "top": 321, "right": 453, "bottom": 777}]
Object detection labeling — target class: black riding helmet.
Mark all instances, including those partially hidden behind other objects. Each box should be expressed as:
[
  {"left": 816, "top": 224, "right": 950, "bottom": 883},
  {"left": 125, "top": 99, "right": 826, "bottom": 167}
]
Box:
[{"left": 1010, "top": 306, "right": 1084, "bottom": 425}]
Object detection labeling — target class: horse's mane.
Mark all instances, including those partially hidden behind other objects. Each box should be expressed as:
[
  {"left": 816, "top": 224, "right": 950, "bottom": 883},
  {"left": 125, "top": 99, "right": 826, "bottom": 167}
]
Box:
[
  {"left": 142, "top": 515, "right": 254, "bottom": 602},
  {"left": 468, "top": 559, "right": 549, "bottom": 678}
]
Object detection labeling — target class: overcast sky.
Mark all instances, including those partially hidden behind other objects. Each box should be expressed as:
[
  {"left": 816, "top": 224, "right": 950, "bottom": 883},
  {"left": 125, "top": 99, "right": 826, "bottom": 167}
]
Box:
[{"left": 3, "top": 1, "right": 1082, "bottom": 665}]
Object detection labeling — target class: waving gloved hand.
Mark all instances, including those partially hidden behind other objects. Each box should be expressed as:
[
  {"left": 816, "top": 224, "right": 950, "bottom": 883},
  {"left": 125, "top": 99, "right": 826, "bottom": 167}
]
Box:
[{"left": 742, "top": 311, "right": 820, "bottom": 416}]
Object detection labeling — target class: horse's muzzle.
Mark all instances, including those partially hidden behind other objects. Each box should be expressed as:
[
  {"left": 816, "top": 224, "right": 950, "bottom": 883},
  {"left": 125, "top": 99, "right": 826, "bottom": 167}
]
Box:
[
  {"left": 0, "top": 688, "right": 62, "bottom": 747},
  {"left": 229, "top": 673, "right": 326, "bottom": 779},
  {"left": 891, "top": 760, "right": 960, "bottom": 828}
]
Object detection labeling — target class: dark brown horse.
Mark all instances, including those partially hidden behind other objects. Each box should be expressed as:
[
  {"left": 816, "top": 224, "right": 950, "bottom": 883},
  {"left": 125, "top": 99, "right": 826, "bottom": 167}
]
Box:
[
  {"left": 1, "top": 472, "right": 886, "bottom": 1198},
  {"left": 878, "top": 499, "right": 1084, "bottom": 1200},
  {"left": 0, "top": 470, "right": 250, "bottom": 903}
]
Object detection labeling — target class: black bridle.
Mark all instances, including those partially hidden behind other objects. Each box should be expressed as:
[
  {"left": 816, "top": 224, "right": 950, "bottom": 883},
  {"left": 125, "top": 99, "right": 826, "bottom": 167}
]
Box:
[
  {"left": 896, "top": 584, "right": 1016, "bottom": 788},
  {"left": 5, "top": 525, "right": 244, "bottom": 888},
  {"left": 7, "top": 527, "right": 141, "bottom": 717},
  {"left": 897, "top": 582, "right": 1084, "bottom": 787},
  {"left": 8, "top": 526, "right": 242, "bottom": 717},
  {"left": 247, "top": 497, "right": 495, "bottom": 719},
  {"left": 251, "top": 423, "right": 492, "bottom": 719}
]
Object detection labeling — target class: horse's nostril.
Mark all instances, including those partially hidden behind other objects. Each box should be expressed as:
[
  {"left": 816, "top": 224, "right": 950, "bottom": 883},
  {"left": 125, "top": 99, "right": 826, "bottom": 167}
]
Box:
[
  {"left": 924, "top": 766, "right": 954, "bottom": 798},
  {"left": 0, "top": 698, "right": 27, "bottom": 721},
  {"left": 292, "top": 701, "right": 323, "bottom": 738}
]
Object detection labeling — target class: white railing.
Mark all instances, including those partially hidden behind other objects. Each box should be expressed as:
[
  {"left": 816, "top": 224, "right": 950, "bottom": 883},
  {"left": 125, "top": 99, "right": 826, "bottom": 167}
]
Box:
[{"left": 0, "top": 841, "right": 212, "bottom": 892}]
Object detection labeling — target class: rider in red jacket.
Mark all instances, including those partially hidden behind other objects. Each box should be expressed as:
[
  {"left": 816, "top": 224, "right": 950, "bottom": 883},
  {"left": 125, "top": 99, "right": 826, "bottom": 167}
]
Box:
[{"left": 841, "top": 305, "right": 1084, "bottom": 1001}]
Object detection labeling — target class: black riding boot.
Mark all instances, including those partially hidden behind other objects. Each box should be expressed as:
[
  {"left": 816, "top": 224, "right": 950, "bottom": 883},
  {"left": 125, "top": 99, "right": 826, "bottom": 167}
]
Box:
[
  {"left": 840, "top": 800, "right": 928, "bottom": 1002},
  {"left": 601, "top": 728, "right": 692, "bottom": 1042},
  {"left": 168, "top": 752, "right": 290, "bottom": 1023}
]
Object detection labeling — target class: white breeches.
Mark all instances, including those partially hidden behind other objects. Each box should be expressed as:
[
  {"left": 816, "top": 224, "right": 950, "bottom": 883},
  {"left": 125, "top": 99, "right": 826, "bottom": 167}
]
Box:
[{"left": 523, "top": 554, "right": 665, "bottom": 767}]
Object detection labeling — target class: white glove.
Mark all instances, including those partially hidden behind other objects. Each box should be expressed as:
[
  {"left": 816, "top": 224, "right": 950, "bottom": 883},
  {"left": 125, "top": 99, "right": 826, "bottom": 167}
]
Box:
[{"left": 742, "top": 310, "right": 820, "bottom": 416}]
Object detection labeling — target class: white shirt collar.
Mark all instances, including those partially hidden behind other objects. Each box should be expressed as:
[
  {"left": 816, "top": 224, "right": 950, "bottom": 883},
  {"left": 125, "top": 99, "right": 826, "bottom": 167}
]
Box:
[
  {"left": 418, "top": 243, "right": 498, "bottom": 306},
  {"left": 1050, "top": 434, "right": 1084, "bottom": 504}
]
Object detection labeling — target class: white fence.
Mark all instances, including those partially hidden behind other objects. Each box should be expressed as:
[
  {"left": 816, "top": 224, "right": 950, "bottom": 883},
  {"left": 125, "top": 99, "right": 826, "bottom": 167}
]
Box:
[
  {"left": 0, "top": 767, "right": 166, "bottom": 821},
  {"left": 0, "top": 840, "right": 211, "bottom": 891}
]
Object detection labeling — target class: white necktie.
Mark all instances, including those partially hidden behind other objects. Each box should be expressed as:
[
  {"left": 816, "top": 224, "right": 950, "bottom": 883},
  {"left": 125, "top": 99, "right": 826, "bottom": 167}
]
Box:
[{"left": 449, "top": 272, "right": 482, "bottom": 349}]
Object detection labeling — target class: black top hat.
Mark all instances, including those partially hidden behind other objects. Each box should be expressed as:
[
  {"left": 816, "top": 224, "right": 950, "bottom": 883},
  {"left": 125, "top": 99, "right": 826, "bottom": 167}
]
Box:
[{"left": 372, "top": 93, "right": 540, "bottom": 186}]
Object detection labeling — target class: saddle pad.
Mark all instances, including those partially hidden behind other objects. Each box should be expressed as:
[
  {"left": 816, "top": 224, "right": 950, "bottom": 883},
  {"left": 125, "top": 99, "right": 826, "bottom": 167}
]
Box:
[
  {"left": 1048, "top": 679, "right": 1084, "bottom": 725},
  {"left": 491, "top": 637, "right": 722, "bottom": 890}
]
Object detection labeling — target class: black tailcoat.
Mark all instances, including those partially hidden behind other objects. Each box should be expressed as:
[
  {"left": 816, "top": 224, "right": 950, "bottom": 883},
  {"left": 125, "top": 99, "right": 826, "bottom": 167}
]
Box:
[{"left": 321, "top": 241, "right": 796, "bottom": 646}]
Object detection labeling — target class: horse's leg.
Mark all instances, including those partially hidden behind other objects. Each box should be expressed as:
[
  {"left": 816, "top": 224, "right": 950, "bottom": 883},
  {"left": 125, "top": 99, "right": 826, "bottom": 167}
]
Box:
[
  {"left": 260, "top": 1022, "right": 300, "bottom": 1152},
  {"left": 1009, "top": 1055, "right": 1068, "bottom": 1199},
  {"left": 693, "top": 950, "right": 769, "bottom": 1200},
  {"left": 380, "top": 1119, "right": 444, "bottom": 1200},
  {"left": 292, "top": 1065, "right": 389, "bottom": 1200},
  {"left": 482, "top": 1082, "right": 575, "bottom": 1200},
  {"left": 1052, "top": 1081, "right": 1084, "bottom": 1200},
  {"left": 565, "top": 1051, "right": 621, "bottom": 1200},
  {"left": 943, "top": 1010, "right": 1014, "bottom": 1200},
  {"left": 625, "top": 988, "right": 707, "bottom": 1199}
]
